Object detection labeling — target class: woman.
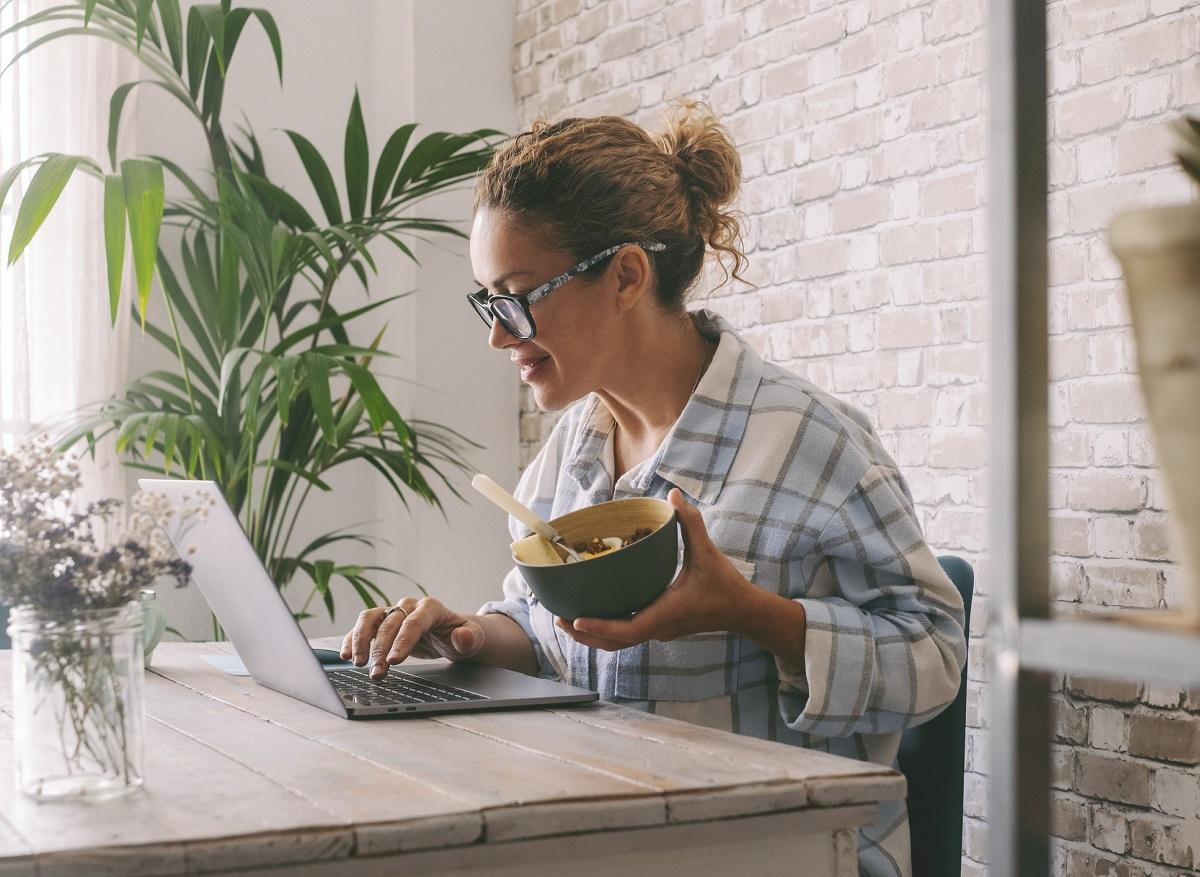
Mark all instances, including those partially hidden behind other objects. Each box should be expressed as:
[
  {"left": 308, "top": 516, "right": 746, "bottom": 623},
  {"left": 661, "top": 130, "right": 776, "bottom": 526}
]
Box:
[{"left": 341, "top": 102, "right": 966, "bottom": 877}]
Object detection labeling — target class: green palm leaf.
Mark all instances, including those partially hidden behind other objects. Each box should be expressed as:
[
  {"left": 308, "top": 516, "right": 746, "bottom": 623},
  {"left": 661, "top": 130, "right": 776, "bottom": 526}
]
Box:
[
  {"left": 284, "top": 130, "right": 343, "bottom": 225},
  {"left": 245, "top": 7, "right": 281, "bottom": 85},
  {"left": 121, "top": 158, "right": 165, "bottom": 322},
  {"left": 133, "top": 0, "right": 155, "bottom": 49},
  {"left": 256, "top": 458, "right": 330, "bottom": 491},
  {"left": 194, "top": 4, "right": 225, "bottom": 74},
  {"left": 0, "top": 157, "right": 37, "bottom": 214},
  {"left": 103, "top": 174, "right": 126, "bottom": 323},
  {"left": 344, "top": 88, "right": 369, "bottom": 220},
  {"left": 303, "top": 352, "right": 336, "bottom": 444},
  {"left": 370, "top": 123, "right": 415, "bottom": 213},
  {"left": 7, "top": 154, "right": 86, "bottom": 265},
  {"left": 107, "top": 81, "right": 140, "bottom": 171},
  {"left": 155, "top": 0, "right": 184, "bottom": 73},
  {"left": 184, "top": 4, "right": 211, "bottom": 98},
  {"left": 243, "top": 171, "right": 314, "bottom": 230}
]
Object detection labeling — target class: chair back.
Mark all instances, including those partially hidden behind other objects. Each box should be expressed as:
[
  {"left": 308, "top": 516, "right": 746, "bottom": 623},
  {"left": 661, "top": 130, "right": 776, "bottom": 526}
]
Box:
[{"left": 898, "top": 555, "right": 974, "bottom": 877}]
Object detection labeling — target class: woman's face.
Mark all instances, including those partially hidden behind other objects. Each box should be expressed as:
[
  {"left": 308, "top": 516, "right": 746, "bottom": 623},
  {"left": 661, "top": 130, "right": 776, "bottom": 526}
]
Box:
[{"left": 469, "top": 208, "right": 617, "bottom": 411}]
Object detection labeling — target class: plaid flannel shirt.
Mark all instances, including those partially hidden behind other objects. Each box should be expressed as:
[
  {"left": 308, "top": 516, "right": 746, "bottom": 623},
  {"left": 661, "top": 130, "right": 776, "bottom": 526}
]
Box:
[{"left": 480, "top": 308, "right": 967, "bottom": 877}]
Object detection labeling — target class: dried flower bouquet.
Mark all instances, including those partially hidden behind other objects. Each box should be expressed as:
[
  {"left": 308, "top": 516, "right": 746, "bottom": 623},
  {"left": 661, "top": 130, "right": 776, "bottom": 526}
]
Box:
[{"left": 0, "top": 439, "right": 205, "bottom": 799}]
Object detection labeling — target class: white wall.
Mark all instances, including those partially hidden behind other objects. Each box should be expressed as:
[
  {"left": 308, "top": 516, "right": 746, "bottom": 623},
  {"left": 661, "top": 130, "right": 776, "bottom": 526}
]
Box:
[
  {"left": 135, "top": 0, "right": 518, "bottom": 641},
  {"left": 410, "top": 5, "right": 521, "bottom": 617}
]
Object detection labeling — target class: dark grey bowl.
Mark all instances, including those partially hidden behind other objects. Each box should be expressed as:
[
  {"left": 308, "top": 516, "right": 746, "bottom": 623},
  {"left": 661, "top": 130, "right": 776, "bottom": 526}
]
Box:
[{"left": 513, "top": 497, "right": 679, "bottom": 621}]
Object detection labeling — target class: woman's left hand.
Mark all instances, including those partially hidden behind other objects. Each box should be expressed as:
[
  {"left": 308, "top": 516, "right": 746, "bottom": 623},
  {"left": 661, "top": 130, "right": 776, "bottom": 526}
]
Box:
[{"left": 554, "top": 487, "right": 756, "bottom": 650}]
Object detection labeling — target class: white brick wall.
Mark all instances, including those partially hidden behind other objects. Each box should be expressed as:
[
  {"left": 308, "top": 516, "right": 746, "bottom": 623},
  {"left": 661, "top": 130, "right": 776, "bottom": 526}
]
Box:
[{"left": 509, "top": 1, "right": 1200, "bottom": 872}]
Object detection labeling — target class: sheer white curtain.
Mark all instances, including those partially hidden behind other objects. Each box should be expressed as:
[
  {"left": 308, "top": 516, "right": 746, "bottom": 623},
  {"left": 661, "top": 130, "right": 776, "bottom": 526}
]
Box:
[{"left": 0, "top": 0, "right": 139, "bottom": 500}]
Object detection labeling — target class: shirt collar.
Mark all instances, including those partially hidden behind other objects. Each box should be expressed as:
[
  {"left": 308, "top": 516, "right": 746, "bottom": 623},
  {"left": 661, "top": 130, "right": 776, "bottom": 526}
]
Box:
[{"left": 564, "top": 308, "right": 763, "bottom": 504}]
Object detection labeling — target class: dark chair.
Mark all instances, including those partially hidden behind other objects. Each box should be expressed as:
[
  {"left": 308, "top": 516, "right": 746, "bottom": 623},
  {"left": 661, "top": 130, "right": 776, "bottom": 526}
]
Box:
[{"left": 898, "top": 555, "right": 974, "bottom": 877}]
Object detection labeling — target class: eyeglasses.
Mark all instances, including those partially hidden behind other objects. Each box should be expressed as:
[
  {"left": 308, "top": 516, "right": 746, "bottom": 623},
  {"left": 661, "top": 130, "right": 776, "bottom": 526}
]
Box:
[{"left": 466, "top": 241, "right": 666, "bottom": 342}]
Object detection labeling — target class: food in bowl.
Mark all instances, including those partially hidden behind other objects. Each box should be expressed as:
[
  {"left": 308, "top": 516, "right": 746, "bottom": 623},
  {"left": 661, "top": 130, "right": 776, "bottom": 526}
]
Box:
[{"left": 511, "top": 527, "right": 655, "bottom": 565}]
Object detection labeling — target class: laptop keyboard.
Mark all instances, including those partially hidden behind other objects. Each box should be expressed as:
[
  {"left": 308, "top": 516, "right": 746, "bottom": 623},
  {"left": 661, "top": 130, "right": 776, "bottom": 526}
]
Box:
[{"left": 329, "top": 668, "right": 488, "bottom": 707}]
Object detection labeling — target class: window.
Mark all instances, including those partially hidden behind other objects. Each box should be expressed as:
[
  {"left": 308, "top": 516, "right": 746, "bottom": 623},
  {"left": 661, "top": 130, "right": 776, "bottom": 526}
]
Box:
[
  {"left": 0, "top": 1, "right": 136, "bottom": 494},
  {"left": 0, "top": 0, "right": 28, "bottom": 449}
]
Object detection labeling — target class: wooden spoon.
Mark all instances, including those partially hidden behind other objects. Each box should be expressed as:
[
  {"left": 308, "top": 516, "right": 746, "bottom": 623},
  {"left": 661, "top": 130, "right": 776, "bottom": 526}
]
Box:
[{"left": 471, "top": 474, "right": 583, "bottom": 563}]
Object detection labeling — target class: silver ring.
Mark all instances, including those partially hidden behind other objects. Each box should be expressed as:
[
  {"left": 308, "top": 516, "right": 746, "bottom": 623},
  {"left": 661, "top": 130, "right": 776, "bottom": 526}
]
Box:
[{"left": 381, "top": 605, "right": 408, "bottom": 622}]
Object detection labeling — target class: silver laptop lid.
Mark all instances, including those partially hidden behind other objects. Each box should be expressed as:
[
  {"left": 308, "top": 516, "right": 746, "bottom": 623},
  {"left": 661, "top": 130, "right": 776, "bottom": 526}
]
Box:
[{"left": 139, "top": 479, "right": 348, "bottom": 717}]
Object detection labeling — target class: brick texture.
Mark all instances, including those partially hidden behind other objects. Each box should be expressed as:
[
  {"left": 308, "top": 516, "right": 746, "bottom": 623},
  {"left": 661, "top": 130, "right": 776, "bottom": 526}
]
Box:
[{"left": 510, "top": 1, "right": 1200, "bottom": 872}]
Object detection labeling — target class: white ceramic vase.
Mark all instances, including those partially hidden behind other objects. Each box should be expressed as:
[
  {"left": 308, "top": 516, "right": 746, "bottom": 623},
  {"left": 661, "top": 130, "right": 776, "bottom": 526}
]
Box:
[{"left": 1109, "top": 205, "right": 1200, "bottom": 615}]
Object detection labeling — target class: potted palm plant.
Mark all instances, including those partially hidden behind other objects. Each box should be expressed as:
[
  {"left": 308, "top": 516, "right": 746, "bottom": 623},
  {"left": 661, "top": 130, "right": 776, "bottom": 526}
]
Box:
[
  {"left": 1, "top": 0, "right": 500, "bottom": 635},
  {"left": 1108, "top": 116, "right": 1200, "bottom": 617}
]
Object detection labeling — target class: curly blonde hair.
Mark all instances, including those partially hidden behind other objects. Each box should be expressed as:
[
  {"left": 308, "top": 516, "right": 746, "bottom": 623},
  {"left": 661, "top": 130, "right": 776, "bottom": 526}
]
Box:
[{"left": 473, "top": 100, "right": 747, "bottom": 310}]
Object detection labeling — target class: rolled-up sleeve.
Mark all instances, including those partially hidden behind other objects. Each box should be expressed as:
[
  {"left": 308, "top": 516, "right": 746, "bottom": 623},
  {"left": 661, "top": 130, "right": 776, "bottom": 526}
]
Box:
[
  {"left": 476, "top": 409, "right": 576, "bottom": 681},
  {"left": 775, "top": 465, "right": 967, "bottom": 738},
  {"left": 478, "top": 566, "right": 562, "bottom": 680}
]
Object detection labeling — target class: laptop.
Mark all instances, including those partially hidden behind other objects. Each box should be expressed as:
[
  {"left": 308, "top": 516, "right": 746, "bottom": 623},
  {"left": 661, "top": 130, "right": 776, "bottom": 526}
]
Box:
[{"left": 140, "top": 479, "right": 598, "bottom": 718}]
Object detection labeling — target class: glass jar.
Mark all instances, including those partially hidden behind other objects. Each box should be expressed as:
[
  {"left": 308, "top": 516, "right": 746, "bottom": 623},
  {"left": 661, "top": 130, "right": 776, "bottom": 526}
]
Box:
[
  {"left": 7, "top": 601, "right": 145, "bottom": 801},
  {"left": 140, "top": 588, "right": 168, "bottom": 668}
]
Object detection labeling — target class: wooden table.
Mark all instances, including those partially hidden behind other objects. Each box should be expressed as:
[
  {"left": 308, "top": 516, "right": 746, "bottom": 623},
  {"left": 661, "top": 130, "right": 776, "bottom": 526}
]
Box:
[{"left": 0, "top": 640, "right": 904, "bottom": 876}]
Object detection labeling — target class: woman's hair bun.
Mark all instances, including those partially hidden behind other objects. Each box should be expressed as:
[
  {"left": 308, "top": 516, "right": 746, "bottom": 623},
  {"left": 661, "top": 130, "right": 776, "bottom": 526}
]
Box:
[
  {"left": 654, "top": 99, "right": 746, "bottom": 286},
  {"left": 655, "top": 99, "right": 742, "bottom": 209}
]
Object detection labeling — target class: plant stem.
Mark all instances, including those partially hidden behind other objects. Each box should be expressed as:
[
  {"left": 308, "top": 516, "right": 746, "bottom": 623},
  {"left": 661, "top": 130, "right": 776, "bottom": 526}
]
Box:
[
  {"left": 160, "top": 286, "right": 198, "bottom": 416},
  {"left": 249, "top": 285, "right": 281, "bottom": 552},
  {"left": 159, "top": 283, "right": 213, "bottom": 482},
  {"left": 267, "top": 468, "right": 304, "bottom": 576},
  {"left": 252, "top": 428, "right": 281, "bottom": 552},
  {"left": 275, "top": 479, "right": 317, "bottom": 584},
  {"left": 310, "top": 248, "right": 356, "bottom": 349},
  {"left": 297, "top": 585, "right": 319, "bottom": 618}
]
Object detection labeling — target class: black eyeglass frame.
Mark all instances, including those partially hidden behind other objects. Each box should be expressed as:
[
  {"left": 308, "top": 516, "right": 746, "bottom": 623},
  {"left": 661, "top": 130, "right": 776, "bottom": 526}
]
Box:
[{"left": 466, "top": 241, "right": 667, "bottom": 341}]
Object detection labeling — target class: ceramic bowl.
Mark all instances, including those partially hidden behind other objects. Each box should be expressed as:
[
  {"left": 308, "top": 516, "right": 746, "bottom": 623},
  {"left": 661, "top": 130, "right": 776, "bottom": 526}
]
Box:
[{"left": 513, "top": 497, "right": 679, "bottom": 621}]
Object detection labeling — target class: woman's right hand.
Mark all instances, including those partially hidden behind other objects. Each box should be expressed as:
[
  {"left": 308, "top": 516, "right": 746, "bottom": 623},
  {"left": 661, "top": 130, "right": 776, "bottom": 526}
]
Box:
[{"left": 339, "top": 596, "right": 486, "bottom": 680}]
